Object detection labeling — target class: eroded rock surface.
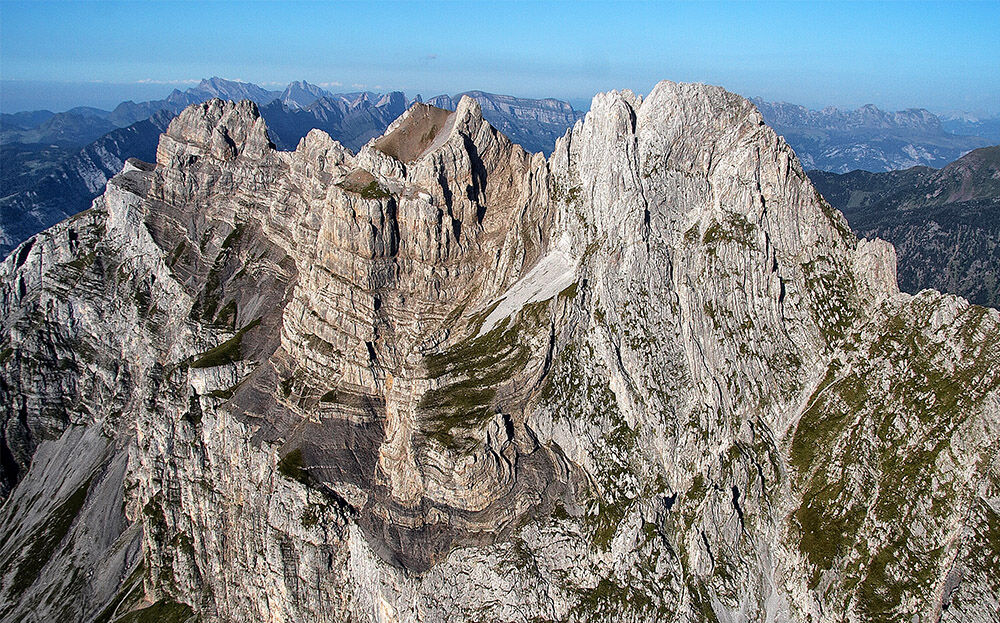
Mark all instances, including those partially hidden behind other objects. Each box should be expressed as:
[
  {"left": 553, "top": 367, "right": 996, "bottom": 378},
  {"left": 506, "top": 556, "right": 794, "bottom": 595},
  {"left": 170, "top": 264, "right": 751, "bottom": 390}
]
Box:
[{"left": 1, "top": 84, "right": 998, "bottom": 623}]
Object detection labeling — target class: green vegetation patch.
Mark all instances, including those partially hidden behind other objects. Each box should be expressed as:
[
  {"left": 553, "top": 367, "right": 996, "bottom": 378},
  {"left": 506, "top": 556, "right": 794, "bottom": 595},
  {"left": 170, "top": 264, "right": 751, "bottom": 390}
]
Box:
[
  {"left": 558, "top": 281, "right": 579, "bottom": 299},
  {"left": 702, "top": 211, "right": 757, "bottom": 248},
  {"left": 62, "top": 251, "right": 97, "bottom": 273},
  {"left": 167, "top": 241, "right": 187, "bottom": 269},
  {"left": 278, "top": 448, "right": 311, "bottom": 485},
  {"left": 570, "top": 577, "right": 657, "bottom": 619},
  {"left": 801, "top": 255, "right": 861, "bottom": 347},
  {"left": 789, "top": 300, "right": 1000, "bottom": 611},
  {"left": 113, "top": 598, "right": 194, "bottom": 623},
  {"left": 189, "top": 223, "right": 244, "bottom": 324},
  {"left": 539, "top": 342, "right": 645, "bottom": 549},
  {"left": 190, "top": 318, "right": 261, "bottom": 368},
  {"left": 360, "top": 181, "right": 391, "bottom": 199},
  {"left": 214, "top": 300, "right": 238, "bottom": 329},
  {"left": 91, "top": 563, "right": 145, "bottom": 623},
  {"left": 220, "top": 223, "right": 244, "bottom": 250},
  {"left": 418, "top": 317, "right": 529, "bottom": 448}
]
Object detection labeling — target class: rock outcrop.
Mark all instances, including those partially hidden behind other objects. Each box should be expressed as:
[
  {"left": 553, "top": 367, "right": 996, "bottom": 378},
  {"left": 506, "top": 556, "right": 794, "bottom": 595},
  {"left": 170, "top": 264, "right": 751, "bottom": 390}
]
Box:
[{"left": 1, "top": 83, "right": 998, "bottom": 623}]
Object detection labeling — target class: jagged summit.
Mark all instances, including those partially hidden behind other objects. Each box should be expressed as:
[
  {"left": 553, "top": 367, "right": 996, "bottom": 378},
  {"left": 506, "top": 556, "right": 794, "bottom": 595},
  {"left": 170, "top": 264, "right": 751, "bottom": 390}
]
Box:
[
  {"left": 280, "top": 80, "right": 332, "bottom": 109},
  {"left": 370, "top": 102, "right": 455, "bottom": 162},
  {"left": 426, "top": 89, "right": 585, "bottom": 155},
  {"left": 2, "top": 80, "right": 998, "bottom": 623},
  {"left": 156, "top": 98, "right": 274, "bottom": 163},
  {"left": 192, "top": 76, "right": 278, "bottom": 102},
  {"left": 367, "top": 96, "right": 508, "bottom": 166}
]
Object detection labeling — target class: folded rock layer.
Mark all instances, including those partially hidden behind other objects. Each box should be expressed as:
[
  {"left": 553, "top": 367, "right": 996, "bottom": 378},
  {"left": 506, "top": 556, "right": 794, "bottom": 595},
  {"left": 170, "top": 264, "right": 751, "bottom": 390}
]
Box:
[{"left": 1, "top": 83, "right": 998, "bottom": 623}]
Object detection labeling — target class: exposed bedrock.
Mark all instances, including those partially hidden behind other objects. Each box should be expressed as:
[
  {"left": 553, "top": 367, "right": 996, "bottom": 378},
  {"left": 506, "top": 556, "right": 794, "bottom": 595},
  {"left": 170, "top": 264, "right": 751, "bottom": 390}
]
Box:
[{"left": 1, "top": 85, "right": 998, "bottom": 622}]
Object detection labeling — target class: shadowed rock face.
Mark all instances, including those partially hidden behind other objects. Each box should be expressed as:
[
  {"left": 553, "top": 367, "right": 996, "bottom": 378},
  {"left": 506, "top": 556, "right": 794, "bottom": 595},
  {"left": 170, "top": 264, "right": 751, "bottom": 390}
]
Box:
[{"left": 2, "top": 86, "right": 999, "bottom": 623}]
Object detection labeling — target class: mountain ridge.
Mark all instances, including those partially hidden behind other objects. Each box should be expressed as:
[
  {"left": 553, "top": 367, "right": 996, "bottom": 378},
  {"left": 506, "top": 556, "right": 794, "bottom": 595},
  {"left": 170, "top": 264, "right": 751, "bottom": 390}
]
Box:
[{"left": 0, "top": 81, "right": 585, "bottom": 257}]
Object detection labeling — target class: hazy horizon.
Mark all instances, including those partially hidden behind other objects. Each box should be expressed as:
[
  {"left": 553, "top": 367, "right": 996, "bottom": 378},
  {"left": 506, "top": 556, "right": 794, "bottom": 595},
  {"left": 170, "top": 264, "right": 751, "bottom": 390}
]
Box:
[
  {"left": 3, "top": 76, "right": 998, "bottom": 120},
  {"left": 1, "top": 1, "right": 998, "bottom": 117}
]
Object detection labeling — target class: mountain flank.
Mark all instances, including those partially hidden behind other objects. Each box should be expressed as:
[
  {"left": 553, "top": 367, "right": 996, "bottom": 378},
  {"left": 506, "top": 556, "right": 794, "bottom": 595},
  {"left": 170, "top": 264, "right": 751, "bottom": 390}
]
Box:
[{"left": 810, "top": 145, "right": 1000, "bottom": 307}]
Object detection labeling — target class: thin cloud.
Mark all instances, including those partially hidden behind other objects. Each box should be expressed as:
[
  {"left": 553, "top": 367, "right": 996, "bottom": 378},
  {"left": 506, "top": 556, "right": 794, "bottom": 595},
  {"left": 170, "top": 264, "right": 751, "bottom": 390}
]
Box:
[{"left": 136, "top": 79, "right": 199, "bottom": 85}]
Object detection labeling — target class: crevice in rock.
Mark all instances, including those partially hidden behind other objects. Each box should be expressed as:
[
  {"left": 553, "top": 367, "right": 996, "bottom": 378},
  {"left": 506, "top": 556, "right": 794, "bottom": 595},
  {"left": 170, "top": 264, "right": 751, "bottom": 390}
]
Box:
[{"left": 732, "top": 485, "right": 746, "bottom": 533}]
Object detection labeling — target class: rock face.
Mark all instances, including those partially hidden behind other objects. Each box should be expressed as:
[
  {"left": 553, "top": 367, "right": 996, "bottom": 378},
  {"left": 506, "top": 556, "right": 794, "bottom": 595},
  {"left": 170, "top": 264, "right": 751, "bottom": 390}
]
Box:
[
  {"left": 1, "top": 85, "right": 999, "bottom": 623},
  {"left": 279, "top": 80, "right": 334, "bottom": 110},
  {"left": 754, "top": 99, "right": 989, "bottom": 173},
  {"left": 810, "top": 145, "right": 1000, "bottom": 308}
]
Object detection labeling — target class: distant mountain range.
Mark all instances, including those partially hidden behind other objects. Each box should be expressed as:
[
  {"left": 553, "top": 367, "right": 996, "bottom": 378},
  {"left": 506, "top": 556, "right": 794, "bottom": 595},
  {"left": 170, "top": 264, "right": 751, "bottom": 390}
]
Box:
[
  {"left": 937, "top": 111, "right": 1000, "bottom": 144},
  {"left": 754, "top": 99, "right": 991, "bottom": 173},
  {"left": 260, "top": 91, "right": 409, "bottom": 151},
  {"left": 0, "top": 111, "right": 175, "bottom": 255},
  {"left": 0, "top": 78, "right": 588, "bottom": 256},
  {"left": 0, "top": 107, "right": 119, "bottom": 146},
  {"left": 810, "top": 145, "right": 1000, "bottom": 307}
]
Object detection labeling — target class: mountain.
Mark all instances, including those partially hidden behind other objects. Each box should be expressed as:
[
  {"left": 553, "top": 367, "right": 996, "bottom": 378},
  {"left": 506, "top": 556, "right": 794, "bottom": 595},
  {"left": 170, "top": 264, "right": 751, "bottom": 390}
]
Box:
[
  {"left": 0, "top": 78, "right": 288, "bottom": 255},
  {"left": 0, "top": 111, "right": 175, "bottom": 255},
  {"left": 189, "top": 76, "right": 279, "bottom": 103},
  {"left": 939, "top": 112, "right": 1000, "bottom": 144},
  {"left": 754, "top": 99, "right": 990, "bottom": 172},
  {"left": 279, "top": 80, "right": 333, "bottom": 109},
  {"left": 259, "top": 91, "right": 408, "bottom": 151},
  {"left": 109, "top": 77, "right": 282, "bottom": 127},
  {"left": 1, "top": 83, "right": 588, "bottom": 257},
  {"left": 0, "top": 109, "right": 57, "bottom": 131},
  {"left": 810, "top": 145, "right": 1000, "bottom": 307},
  {"left": 2, "top": 84, "right": 998, "bottom": 623},
  {"left": 0, "top": 109, "right": 119, "bottom": 147},
  {"left": 426, "top": 90, "right": 584, "bottom": 155},
  {"left": 0, "top": 91, "right": 410, "bottom": 257}
]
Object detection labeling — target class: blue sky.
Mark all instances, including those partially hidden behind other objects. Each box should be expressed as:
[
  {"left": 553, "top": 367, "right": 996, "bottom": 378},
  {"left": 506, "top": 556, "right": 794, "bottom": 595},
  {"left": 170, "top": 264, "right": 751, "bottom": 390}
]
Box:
[{"left": 1, "top": 0, "right": 998, "bottom": 114}]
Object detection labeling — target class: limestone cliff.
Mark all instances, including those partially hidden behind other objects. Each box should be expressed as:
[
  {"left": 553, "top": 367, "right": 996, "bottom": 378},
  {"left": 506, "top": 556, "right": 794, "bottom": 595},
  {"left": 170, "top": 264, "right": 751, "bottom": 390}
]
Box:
[{"left": 1, "top": 84, "right": 998, "bottom": 623}]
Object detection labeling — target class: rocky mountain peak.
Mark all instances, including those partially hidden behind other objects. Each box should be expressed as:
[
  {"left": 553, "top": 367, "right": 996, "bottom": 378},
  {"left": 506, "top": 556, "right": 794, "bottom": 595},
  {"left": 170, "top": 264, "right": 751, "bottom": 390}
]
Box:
[
  {"left": 280, "top": 80, "right": 331, "bottom": 109},
  {"left": 156, "top": 98, "right": 274, "bottom": 164}
]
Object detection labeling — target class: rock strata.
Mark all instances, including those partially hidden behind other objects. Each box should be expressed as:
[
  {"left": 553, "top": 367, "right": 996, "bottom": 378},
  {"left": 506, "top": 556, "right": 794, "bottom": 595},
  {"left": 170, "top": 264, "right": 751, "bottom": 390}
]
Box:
[{"left": 1, "top": 83, "right": 998, "bottom": 623}]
